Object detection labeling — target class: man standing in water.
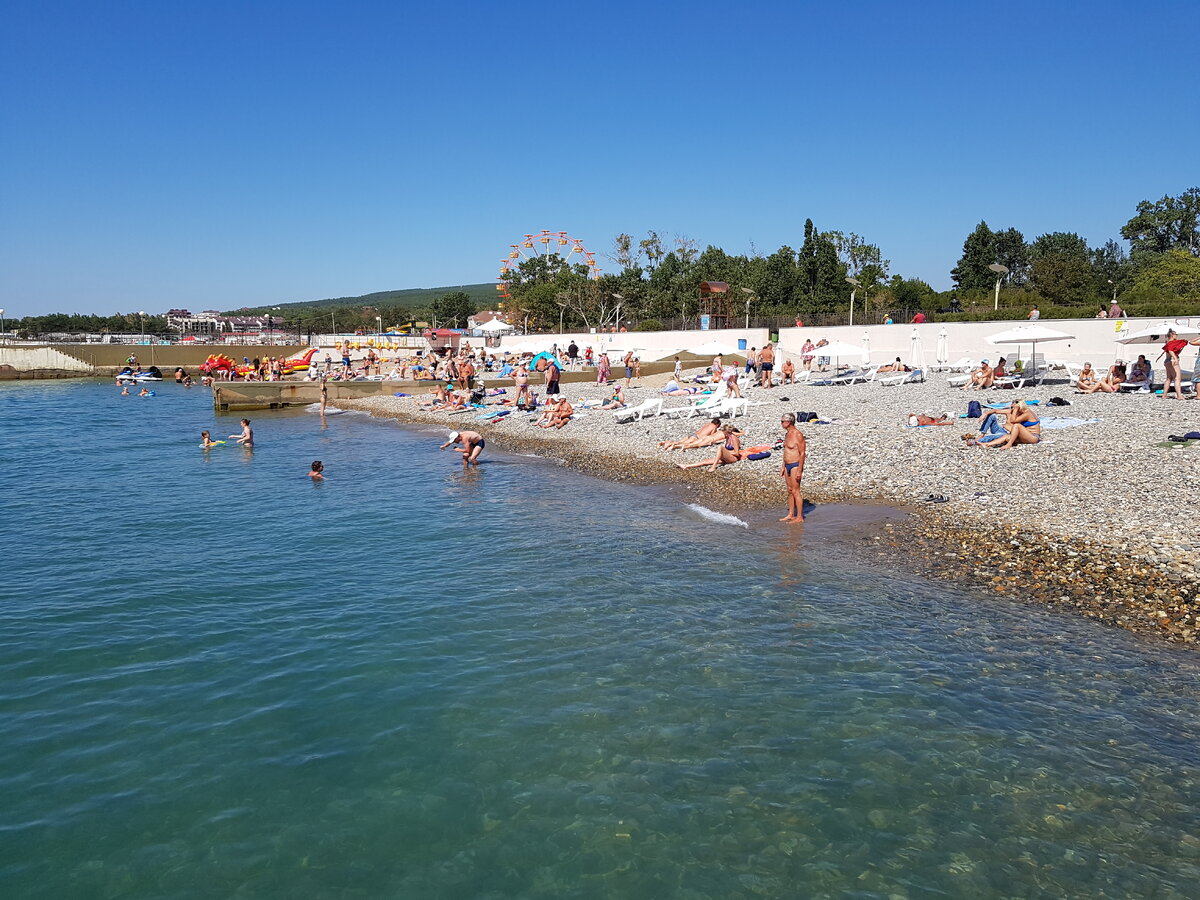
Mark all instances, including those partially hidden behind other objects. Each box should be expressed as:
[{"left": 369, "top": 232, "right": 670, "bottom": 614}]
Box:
[
  {"left": 779, "top": 412, "right": 806, "bottom": 522},
  {"left": 440, "top": 430, "right": 484, "bottom": 466}
]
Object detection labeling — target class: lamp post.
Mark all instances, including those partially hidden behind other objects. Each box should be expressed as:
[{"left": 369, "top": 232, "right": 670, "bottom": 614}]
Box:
[
  {"left": 138, "top": 311, "right": 147, "bottom": 343},
  {"left": 611, "top": 293, "right": 624, "bottom": 332},
  {"left": 845, "top": 277, "right": 860, "bottom": 327},
  {"left": 520, "top": 308, "right": 531, "bottom": 335},
  {"left": 0, "top": 308, "right": 5, "bottom": 344},
  {"left": 988, "top": 263, "right": 1009, "bottom": 311},
  {"left": 739, "top": 287, "right": 755, "bottom": 329},
  {"left": 1108, "top": 279, "right": 1117, "bottom": 304},
  {"left": 377, "top": 315, "right": 383, "bottom": 336}
]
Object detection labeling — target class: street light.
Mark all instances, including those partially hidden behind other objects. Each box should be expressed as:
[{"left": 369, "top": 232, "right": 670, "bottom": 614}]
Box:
[
  {"left": 0, "top": 308, "right": 5, "bottom": 344},
  {"left": 1108, "top": 279, "right": 1117, "bottom": 304},
  {"left": 377, "top": 315, "right": 383, "bottom": 336},
  {"left": 988, "top": 263, "right": 1009, "bottom": 311},
  {"left": 611, "top": 293, "right": 624, "bottom": 332},
  {"left": 845, "top": 277, "right": 860, "bottom": 327},
  {"left": 520, "top": 308, "right": 531, "bottom": 335},
  {"left": 138, "top": 310, "right": 147, "bottom": 343},
  {"left": 739, "top": 288, "right": 755, "bottom": 329}
]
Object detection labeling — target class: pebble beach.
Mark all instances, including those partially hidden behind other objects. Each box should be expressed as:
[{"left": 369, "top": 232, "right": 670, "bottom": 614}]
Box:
[{"left": 340, "top": 365, "right": 1200, "bottom": 647}]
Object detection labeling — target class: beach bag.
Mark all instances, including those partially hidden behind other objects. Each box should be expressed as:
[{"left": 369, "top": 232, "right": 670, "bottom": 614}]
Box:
[
  {"left": 967, "top": 400, "right": 982, "bottom": 419},
  {"left": 796, "top": 411, "right": 819, "bottom": 423}
]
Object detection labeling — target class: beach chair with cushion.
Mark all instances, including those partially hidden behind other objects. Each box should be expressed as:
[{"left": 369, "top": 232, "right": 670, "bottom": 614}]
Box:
[
  {"left": 1119, "top": 368, "right": 1154, "bottom": 392},
  {"left": 612, "top": 397, "right": 663, "bottom": 423},
  {"left": 879, "top": 368, "right": 925, "bottom": 386}
]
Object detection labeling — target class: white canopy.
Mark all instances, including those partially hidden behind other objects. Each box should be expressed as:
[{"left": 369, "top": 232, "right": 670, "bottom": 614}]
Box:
[
  {"left": 629, "top": 346, "right": 683, "bottom": 362},
  {"left": 476, "top": 318, "right": 514, "bottom": 333},
  {"left": 1115, "top": 322, "right": 1200, "bottom": 345},
  {"left": 985, "top": 324, "right": 1075, "bottom": 345}
]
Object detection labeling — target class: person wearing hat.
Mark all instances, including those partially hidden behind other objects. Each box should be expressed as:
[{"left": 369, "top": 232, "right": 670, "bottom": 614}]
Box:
[
  {"left": 961, "top": 359, "right": 994, "bottom": 391},
  {"left": 439, "top": 429, "right": 484, "bottom": 466}
]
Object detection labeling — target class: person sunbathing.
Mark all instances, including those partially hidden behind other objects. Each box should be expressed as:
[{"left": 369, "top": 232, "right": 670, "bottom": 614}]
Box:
[
  {"left": 961, "top": 360, "right": 994, "bottom": 390},
  {"left": 878, "top": 357, "right": 911, "bottom": 374},
  {"left": 658, "top": 418, "right": 734, "bottom": 451},
  {"left": 1126, "top": 355, "right": 1151, "bottom": 387},
  {"left": 540, "top": 397, "right": 574, "bottom": 429},
  {"left": 907, "top": 413, "right": 951, "bottom": 426},
  {"left": 660, "top": 380, "right": 704, "bottom": 396},
  {"left": 597, "top": 385, "right": 627, "bottom": 410},
  {"left": 1080, "top": 361, "right": 1126, "bottom": 393},
  {"left": 676, "top": 425, "right": 743, "bottom": 471},
  {"left": 1075, "top": 362, "right": 1097, "bottom": 390},
  {"left": 986, "top": 400, "right": 1042, "bottom": 448}
]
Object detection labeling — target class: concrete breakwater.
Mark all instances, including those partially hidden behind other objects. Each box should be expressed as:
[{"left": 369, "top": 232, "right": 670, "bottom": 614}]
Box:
[{"left": 0, "top": 343, "right": 309, "bottom": 379}]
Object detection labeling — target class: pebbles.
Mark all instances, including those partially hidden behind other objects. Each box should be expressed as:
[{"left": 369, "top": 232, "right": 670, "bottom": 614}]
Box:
[{"left": 341, "top": 369, "right": 1199, "bottom": 648}]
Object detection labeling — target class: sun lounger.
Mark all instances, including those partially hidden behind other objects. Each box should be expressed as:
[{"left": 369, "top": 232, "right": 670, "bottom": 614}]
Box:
[
  {"left": 612, "top": 397, "right": 664, "bottom": 423},
  {"left": 879, "top": 368, "right": 924, "bottom": 386}
]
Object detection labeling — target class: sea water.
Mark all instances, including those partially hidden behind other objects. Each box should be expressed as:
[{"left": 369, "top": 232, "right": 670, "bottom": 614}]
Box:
[{"left": 1, "top": 379, "right": 1198, "bottom": 899}]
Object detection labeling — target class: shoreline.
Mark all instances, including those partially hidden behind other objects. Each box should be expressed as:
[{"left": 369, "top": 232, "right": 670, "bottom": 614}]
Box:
[{"left": 337, "top": 370, "right": 1199, "bottom": 648}]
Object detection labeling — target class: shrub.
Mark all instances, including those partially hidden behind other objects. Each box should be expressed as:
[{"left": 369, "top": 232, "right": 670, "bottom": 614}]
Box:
[{"left": 634, "top": 319, "right": 663, "bottom": 332}]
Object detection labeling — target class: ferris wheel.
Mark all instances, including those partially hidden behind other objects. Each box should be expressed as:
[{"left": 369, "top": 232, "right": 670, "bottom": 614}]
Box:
[{"left": 496, "top": 230, "right": 600, "bottom": 302}]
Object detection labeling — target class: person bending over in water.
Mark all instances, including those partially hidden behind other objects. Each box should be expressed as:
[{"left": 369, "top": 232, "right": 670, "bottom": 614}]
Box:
[
  {"left": 657, "top": 418, "right": 730, "bottom": 451},
  {"left": 440, "top": 430, "right": 484, "bottom": 466},
  {"left": 308, "top": 460, "right": 325, "bottom": 479},
  {"left": 986, "top": 400, "right": 1041, "bottom": 449},
  {"left": 779, "top": 412, "right": 807, "bottom": 522},
  {"left": 677, "top": 425, "right": 742, "bottom": 472},
  {"left": 230, "top": 418, "right": 253, "bottom": 447}
]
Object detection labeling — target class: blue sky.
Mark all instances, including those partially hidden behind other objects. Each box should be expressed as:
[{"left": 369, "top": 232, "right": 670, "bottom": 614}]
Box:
[{"left": 2, "top": 0, "right": 1198, "bottom": 316}]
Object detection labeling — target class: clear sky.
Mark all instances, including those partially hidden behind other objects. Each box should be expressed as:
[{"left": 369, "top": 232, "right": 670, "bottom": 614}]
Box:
[{"left": 2, "top": 0, "right": 1198, "bottom": 316}]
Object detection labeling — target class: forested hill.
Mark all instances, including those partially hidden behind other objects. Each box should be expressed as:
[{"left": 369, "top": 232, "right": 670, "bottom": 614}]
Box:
[{"left": 228, "top": 283, "right": 496, "bottom": 314}]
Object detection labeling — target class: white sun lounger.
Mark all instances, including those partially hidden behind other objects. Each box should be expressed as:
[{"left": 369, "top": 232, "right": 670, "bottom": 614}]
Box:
[{"left": 612, "top": 397, "right": 664, "bottom": 423}]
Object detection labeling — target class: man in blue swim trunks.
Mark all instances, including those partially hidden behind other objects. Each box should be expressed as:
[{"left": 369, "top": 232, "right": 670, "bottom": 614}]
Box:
[{"left": 779, "top": 412, "right": 807, "bottom": 522}]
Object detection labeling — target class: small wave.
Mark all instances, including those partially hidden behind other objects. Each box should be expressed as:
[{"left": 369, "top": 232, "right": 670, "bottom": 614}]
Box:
[{"left": 686, "top": 504, "right": 749, "bottom": 528}]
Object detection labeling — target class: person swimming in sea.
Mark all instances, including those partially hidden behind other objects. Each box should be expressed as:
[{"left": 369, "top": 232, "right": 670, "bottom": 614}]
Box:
[
  {"left": 308, "top": 460, "right": 325, "bottom": 479},
  {"left": 230, "top": 418, "right": 253, "bottom": 447},
  {"left": 120, "top": 386, "right": 130, "bottom": 396}
]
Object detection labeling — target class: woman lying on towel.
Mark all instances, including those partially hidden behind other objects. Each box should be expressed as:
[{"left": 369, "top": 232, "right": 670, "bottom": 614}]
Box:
[
  {"left": 659, "top": 379, "right": 705, "bottom": 396},
  {"left": 658, "top": 418, "right": 737, "bottom": 451}
]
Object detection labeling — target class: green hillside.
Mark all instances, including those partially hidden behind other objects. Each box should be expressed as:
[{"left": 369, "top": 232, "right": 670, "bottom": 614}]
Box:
[{"left": 228, "top": 283, "right": 498, "bottom": 315}]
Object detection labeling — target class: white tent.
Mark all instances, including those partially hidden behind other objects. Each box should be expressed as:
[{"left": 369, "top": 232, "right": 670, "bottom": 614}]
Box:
[{"left": 476, "top": 318, "right": 514, "bottom": 334}]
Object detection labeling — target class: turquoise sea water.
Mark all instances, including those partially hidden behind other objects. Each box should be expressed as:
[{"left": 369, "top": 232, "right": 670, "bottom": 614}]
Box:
[{"left": 2, "top": 380, "right": 1199, "bottom": 899}]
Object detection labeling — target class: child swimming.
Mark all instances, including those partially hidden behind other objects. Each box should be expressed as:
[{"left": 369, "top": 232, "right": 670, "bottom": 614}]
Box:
[{"left": 308, "top": 460, "right": 325, "bottom": 479}]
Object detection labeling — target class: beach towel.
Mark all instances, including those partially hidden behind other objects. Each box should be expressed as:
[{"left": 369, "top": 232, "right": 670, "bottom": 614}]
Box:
[{"left": 985, "top": 400, "right": 1040, "bottom": 409}]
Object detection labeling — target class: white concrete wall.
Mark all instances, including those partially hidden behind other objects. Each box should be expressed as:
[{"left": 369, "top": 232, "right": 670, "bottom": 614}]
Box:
[
  {"left": 777, "top": 316, "right": 1200, "bottom": 368},
  {"left": 0, "top": 346, "right": 94, "bottom": 372},
  {"left": 476, "top": 327, "right": 773, "bottom": 358}
]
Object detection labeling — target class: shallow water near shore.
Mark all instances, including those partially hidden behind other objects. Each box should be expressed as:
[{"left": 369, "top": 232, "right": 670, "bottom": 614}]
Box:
[{"left": 2, "top": 380, "right": 1200, "bottom": 898}]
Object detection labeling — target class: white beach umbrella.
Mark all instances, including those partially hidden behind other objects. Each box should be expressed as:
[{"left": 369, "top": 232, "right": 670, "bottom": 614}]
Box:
[
  {"left": 985, "top": 324, "right": 1074, "bottom": 370},
  {"left": 909, "top": 328, "right": 926, "bottom": 369},
  {"left": 936, "top": 328, "right": 949, "bottom": 364},
  {"left": 633, "top": 346, "right": 683, "bottom": 362},
  {"left": 811, "top": 340, "right": 865, "bottom": 372},
  {"left": 861, "top": 332, "right": 871, "bottom": 365},
  {"left": 1114, "top": 322, "right": 1200, "bottom": 345}
]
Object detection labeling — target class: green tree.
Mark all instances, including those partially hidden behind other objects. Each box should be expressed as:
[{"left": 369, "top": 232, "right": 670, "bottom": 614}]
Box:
[
  {"left": 1120, "top": 187, "right": 1200, "bottom": 259},
  {"left": 428, "top": 291, "right": 477, "bottom": 328},
  {"left": 951, "top": 221, "right": 997, "bottom": 293},
  {"left": 797, "top": 220, "right": 844, "bottom": 309},
  {"left": 1090, "top": 239, "right": 1132, "bottom": 298},
  {"left": 1030, "top": 232, "right": 1095, "bottom": 305},
  {"left": 888, "top": 276, "right": 937, "bottom": 309},
  {"left": 829, "top": 231, "right": 890, "bottom": 281},
  {"left": 993, "top": 228, "right": 1031, "bottom": 285},
  {"left": 1128, "top": 249, "right": 1200, "bottom": 300}
]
